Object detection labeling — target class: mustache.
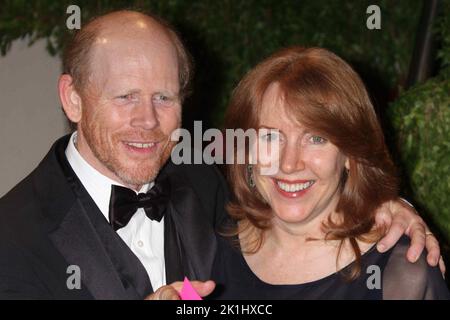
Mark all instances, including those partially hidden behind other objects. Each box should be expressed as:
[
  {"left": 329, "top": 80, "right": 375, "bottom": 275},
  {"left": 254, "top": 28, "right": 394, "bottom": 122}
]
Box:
[{"left": 113, "top": 129, "right": 168, "bottom": 142}]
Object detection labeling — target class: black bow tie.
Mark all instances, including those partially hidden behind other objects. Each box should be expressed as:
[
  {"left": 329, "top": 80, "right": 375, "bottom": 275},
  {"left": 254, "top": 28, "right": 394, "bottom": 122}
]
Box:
[{"left": 108, "top": 178, "right": 171, "bottom": 231}]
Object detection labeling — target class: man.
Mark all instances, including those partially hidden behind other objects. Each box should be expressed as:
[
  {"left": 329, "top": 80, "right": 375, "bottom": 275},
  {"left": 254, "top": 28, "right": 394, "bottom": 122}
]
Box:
[{"left": 0, "top": 10, "right": 443, "bottom": 300}]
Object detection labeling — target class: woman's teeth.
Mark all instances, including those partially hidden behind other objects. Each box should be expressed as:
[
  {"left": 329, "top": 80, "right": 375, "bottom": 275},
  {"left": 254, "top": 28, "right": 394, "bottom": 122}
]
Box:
[
  {"left": 276, "top": 180, "right": 315, "bottom": 192},
  {"left": 126, "top": 142, "right": 155, "bottom": 148}
]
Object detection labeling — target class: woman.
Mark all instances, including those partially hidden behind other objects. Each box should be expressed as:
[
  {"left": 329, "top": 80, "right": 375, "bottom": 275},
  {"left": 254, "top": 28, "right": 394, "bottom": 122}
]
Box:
[{"left": 210, "top": 47, "right": 449, "bottom": 299}]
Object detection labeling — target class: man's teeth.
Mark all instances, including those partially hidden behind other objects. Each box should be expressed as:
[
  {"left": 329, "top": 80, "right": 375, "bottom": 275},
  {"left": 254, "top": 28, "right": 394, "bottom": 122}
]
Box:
[
  {"left": 276, "top": 180, "right": 314, "bottom": 192},
  {"left": 126, "top": 142, "right": 155, "bottom": 148}
]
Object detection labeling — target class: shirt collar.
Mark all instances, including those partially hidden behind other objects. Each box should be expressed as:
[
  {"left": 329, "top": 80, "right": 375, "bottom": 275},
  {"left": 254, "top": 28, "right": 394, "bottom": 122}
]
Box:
[{"left": 65, "top": 131, "right": 152, "bottom": 221}]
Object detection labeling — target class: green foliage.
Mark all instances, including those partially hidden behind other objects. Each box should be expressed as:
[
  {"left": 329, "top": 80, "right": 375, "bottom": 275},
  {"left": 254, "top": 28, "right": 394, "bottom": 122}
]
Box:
[
  {"left": 389, "top": 73, "right": 450, "bottom": 240},
  {"left": 0, "top": 0, "right": 421, "bottom": 125},
  {"left": 389, "top": 1, "right": 450, "bottom": 241},
  {"left": 437, "top": 0, "right": 450, "bottom": 70}
]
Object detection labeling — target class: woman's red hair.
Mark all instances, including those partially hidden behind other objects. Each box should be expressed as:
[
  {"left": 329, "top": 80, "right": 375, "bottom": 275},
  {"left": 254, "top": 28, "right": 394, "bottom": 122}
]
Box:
[{"left": 224, "top": 47, "right": 399, "bottom": 277}]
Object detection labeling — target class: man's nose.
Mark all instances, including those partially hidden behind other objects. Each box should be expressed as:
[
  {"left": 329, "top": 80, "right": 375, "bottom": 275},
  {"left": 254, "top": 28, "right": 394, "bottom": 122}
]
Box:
[
  {"left": 130, "top": 99, "right": 159, "bottom": 130},
  {"left": 280, "top": 142, "right": 305, "bottom": 174}
]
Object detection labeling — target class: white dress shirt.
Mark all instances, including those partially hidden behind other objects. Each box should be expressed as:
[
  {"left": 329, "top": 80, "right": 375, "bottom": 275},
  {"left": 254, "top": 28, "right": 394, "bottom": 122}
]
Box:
[{"left": 65, "top": 132, "right": 166, "bottom": 291}]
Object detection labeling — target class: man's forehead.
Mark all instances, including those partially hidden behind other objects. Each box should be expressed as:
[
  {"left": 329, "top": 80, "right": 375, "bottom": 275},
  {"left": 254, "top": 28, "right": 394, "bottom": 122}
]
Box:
[
  {"left": 93, "top": 22, "right": 172, "bottom": 50},
  {"left": 79, "top": 12, "right": 180, "bottom": 92},
  {"left": 85, "top": 11, "right": 174, "bottom": 55},
  {"left": 92, "top": 11, "right": 163, "bottom": 34},
  {"left": 86, "top": 44, "right": 179, "bottom": 94},
  {"left": 88, "top": 26, "right": 178, "bottom": 71}
]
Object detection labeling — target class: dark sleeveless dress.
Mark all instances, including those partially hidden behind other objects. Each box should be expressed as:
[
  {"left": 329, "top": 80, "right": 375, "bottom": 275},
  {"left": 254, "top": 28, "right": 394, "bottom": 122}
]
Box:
[{"left": 209, "top": 235, "right": 450, "bottom": 300}]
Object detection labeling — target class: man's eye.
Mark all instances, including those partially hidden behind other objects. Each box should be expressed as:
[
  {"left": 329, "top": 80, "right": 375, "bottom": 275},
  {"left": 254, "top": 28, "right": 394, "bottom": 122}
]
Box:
[
  {"left": 310, "top": 135, "right": 327, "bottom": 144},
  {"left": 117, "top": 94, "right": 136, "bottom": 101},
  {"left": 153, "top": 94, "right": 169, "bottom": 102}
]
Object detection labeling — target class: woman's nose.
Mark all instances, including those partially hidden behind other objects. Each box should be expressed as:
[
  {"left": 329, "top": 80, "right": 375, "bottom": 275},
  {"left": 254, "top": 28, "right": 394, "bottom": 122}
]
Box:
[{"left": 280, "top": 143, "right": 305, "bottom": 174}]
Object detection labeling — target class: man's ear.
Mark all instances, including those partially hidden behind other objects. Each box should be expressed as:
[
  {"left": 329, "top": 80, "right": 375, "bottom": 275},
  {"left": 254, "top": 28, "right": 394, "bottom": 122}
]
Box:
[{"left": 58, "top": 74, "right": 83, "bottom": 123}]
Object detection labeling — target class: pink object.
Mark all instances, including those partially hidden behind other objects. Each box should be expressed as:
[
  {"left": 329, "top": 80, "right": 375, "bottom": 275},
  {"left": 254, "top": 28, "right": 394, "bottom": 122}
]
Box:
[{"left": 180, "top": 277, "right": 202, "bottom": 300}]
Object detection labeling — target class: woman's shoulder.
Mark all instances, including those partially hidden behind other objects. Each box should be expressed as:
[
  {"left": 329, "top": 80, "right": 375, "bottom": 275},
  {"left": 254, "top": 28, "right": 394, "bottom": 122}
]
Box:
[{"left": 381, "top": 235, "right": 449, "bottom": 299}]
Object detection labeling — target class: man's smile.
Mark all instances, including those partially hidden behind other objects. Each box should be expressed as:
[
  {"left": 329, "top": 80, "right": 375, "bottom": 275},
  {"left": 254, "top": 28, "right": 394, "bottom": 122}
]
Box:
[{"left": 123, "top": 141, "right": 159, "bottom": 155}]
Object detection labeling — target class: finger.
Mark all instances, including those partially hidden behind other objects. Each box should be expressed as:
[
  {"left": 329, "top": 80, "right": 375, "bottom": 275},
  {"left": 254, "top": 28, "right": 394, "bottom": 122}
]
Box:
[
  {"left": 145, "top": 282, "right": 184, "bottom": 300},
  {"left": 375, "top": 203, "right": 392, "bottom": 229},
  {"left": 405, "top": 223, "right": 426, "bottom": 263},
  {"left": 374, "top": 204, "right": 392, "bottom": 252},
  {"left": 144, "top": 288, "right": 179, "bottom": 300},
  {"left": 158, "top": 286, "right": 181, "bottom": 300},
  {"left": 190, "top": 280, "right": 216, "bottom": 297},
  {"left": 439, "top": 256, "right": 446, "bottom": 278},
  {"left": 377, "top": 219, "right": 406, "bottom": 252},
  {"left": 374, "top": 206, "right": 392, "bottom": 230},
  {"left": 169, "top": 281, "right": 184, "bottom": 292},
  {"left": 425, "top": 234, "right": 441, "bottom": 266}
]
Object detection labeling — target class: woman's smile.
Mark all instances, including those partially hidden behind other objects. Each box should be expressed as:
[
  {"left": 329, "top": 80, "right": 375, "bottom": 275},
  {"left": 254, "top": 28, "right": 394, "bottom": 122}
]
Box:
[{"left": 271, "top": 178, "right": 315, "bottom": 198}]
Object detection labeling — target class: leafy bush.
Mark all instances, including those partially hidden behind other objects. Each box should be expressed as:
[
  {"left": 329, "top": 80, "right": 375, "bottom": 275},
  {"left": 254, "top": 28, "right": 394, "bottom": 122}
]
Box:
[
  {"left": 0, "top": 0, "right": 421, "bottom": 125},
  {"left": 388, "top": 1, "right": 450, "bottom": 241},
  {"left": 389, "top": 73, "right": 450, "bottom": 240}
]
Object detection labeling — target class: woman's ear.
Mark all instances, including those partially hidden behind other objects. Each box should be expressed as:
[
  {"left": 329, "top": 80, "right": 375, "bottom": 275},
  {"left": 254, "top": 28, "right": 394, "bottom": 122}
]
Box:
[
  {"left": 58, "top": 74, "right": 83, "bottom": 123},
  {"left": 345, "top": 158, "right": 350, "bottom": 171}
]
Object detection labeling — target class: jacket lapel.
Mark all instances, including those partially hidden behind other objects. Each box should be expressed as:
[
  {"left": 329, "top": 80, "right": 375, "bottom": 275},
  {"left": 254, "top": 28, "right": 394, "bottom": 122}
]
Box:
[
  {"left": 36, "top": 135, "right": 152, "bottom": 299},
  {"left": 78, "top": 190, "right": 153, "bottom": 298},
  {"left": 164, "top": 210, "right": 184, "bottom": 284},
  {"left": 164, "top": 171, "right": 218, "bottom": 281},
  {"left": 48, "top": 201, "right": 135, "bottom": 299}
]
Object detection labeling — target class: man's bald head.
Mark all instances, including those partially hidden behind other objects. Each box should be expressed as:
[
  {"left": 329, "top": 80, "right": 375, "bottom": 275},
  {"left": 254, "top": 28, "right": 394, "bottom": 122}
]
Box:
[{"left": 62, "top": 10, "right": 192, "bottom": 100}]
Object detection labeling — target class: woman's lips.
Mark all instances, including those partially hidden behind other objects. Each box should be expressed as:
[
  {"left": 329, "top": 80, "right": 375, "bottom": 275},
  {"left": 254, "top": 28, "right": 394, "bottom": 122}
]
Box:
[{"left": 272, "top": 178, "right": 315, "bottom": 198}]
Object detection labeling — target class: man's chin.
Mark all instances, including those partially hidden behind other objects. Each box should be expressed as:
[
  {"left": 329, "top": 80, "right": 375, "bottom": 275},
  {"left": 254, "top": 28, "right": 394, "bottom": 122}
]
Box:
[
  {"left": 111, "top": 149, "right": 171, "bottom": 186},
  {"left": 114, "top": 163, "right": 163, "bottom": 186}
]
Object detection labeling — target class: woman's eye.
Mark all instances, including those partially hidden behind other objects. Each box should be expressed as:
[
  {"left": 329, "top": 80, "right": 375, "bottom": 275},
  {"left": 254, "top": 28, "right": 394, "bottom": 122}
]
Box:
[
  {"left": 261, "top": 133, "right": 279, "bottom": 142},
  {"left": 310, "top": 135, "right": 326, "bottom": 144}
]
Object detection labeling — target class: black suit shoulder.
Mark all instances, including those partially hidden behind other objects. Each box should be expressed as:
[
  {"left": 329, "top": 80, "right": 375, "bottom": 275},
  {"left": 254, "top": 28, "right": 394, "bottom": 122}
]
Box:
[
  {"left": 0, "top": 138, "right": 91, "bottom": 299},
  {"left": 0, "top": 175, "right": 68, "bottom": 299},
  {"left": 0, "top": 169, "right": 43, "bottom": 241},
  {"left": 162, "top": 159, "right": 230, "bottom": 228},
  {"left": 164, "top": 160, "right": 227, "bottom": 195}
]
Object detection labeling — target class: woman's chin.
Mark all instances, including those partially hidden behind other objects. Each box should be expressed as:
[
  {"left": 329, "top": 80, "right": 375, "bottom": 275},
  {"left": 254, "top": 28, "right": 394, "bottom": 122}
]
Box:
[{"left": 272, "top": 206, "right": 312, "bottom": 224}]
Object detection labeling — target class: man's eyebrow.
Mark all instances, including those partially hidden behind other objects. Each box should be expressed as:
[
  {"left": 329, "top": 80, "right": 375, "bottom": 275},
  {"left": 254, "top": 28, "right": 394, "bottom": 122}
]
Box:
[
  {"left": 154, "top": 91, "right": 181, "bottom": 100},
  {"left": 113, "top": 89, "right": 141, "bottom": 96}
]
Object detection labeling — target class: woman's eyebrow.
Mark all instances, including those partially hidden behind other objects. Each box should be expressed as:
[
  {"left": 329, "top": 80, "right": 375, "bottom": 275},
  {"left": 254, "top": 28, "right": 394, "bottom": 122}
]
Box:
[
  {"left": 258, "top": 125, "right": 308, "bottom": 136},
  {"left": 258, "top": 125, "right": 278, "bottom": 130}
]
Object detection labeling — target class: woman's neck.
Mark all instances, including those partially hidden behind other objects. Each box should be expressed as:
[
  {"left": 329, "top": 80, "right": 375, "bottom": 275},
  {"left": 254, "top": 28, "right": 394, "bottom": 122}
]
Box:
[{"left": 239, "top": 211, "right": 376, "bottom": 285}]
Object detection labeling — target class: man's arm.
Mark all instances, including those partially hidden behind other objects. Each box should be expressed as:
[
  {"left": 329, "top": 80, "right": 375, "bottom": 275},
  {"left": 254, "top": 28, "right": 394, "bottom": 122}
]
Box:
[{"left": 0, "top": 240, "right": 51, "bottom": 299}]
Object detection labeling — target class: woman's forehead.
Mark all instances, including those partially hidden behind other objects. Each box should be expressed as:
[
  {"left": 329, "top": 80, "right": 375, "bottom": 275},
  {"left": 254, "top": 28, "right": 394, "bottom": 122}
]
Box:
[
  {"left": 259, "top": 106, "right": 306, "bottom": 133},
  {"left": 259, "top": 90, "right": 305, "bottom": 128}
]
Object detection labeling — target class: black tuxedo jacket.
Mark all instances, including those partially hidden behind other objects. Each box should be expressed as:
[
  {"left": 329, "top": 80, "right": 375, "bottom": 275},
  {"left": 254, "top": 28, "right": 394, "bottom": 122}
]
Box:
[{"left": 0, "top": 135, "right": 229, "bottom": 299}]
